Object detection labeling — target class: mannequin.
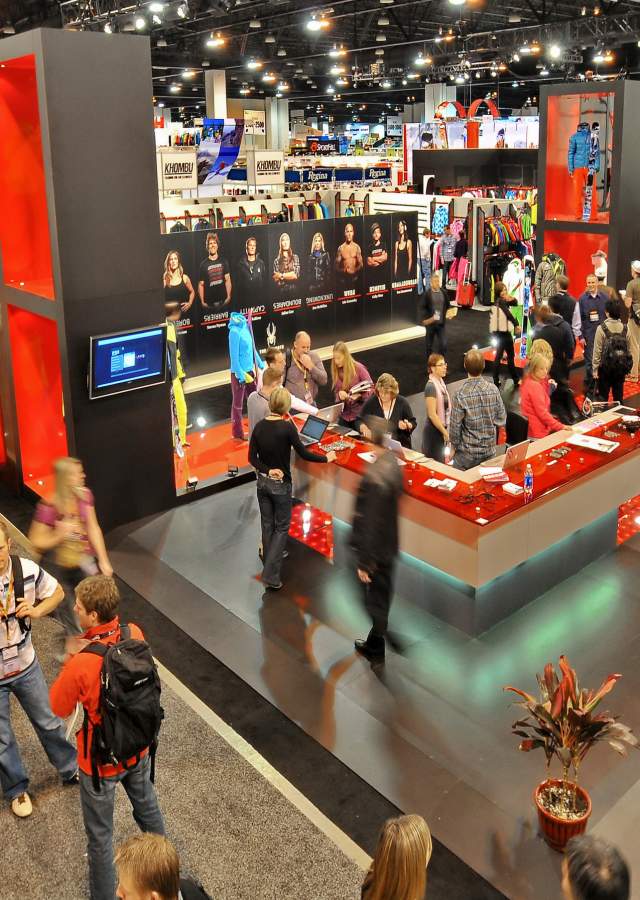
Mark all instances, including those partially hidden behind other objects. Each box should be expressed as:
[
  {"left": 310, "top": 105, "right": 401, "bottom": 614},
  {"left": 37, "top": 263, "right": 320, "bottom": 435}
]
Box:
[
  {"left": 503, "top": 258, "right": 525, "bottom": 328},
  {"left": 568, "top": 121, "right": 599, "bottom": 221},
  {"left": 228, "top": 312, "right": 265, "bottom": 440}
]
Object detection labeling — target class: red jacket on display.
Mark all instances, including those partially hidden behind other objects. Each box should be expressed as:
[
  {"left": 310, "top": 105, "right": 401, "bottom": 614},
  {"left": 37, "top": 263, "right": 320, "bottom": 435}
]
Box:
[{"left": 50, "top": 616, "right": 148, "bottom": 778}]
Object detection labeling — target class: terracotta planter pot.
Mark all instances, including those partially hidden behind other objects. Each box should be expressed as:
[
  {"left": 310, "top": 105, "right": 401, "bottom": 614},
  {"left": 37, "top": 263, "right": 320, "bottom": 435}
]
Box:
[{"left": 534, "top": 779, "right": 592, "bottom": 852}]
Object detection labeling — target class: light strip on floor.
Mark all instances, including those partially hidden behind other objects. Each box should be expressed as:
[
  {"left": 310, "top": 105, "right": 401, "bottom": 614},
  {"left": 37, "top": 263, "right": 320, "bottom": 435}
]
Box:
[{"left": 156, "top": 660, "right": 372, "bottom": 870}]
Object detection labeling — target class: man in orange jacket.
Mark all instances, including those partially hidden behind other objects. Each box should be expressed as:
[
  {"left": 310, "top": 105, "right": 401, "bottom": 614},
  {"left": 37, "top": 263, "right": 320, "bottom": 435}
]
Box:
[{"left": 50, "top": 575, "right": 165, "bottom": 900}]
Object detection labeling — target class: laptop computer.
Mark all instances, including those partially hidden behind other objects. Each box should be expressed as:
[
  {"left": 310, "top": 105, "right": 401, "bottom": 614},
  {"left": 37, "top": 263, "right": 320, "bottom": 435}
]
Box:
[
  {"left": 299, "top": 414, "right": 329, "bottom": 447},
  {"left": 316, "top": 402, "right": 344, "bottom": 425},
  {"left": 502, "top": 439, "right": 530, "bottom": 470}
]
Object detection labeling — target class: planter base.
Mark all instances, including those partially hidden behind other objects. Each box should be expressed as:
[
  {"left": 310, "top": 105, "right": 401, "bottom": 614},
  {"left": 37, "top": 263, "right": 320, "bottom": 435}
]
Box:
[{"left": 534, "top": 779, "right": 592, "bottom": 852}]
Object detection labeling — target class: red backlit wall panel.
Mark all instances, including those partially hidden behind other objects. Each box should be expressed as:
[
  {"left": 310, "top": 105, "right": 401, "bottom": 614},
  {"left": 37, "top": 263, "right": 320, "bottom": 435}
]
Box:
[
  {"left": 0, "top": 55, "right": 55, "bottom": 300},
  {"left": 7, "top": 306, "right": 67, "bottom": 490},
  {"left": 543, "top": 230, "right": 608, "bottom": 293}
]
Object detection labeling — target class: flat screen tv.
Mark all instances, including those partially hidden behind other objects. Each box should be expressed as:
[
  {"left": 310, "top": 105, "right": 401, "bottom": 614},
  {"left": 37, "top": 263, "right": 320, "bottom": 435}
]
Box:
[{"left": 89, "top": 325, "right": 167, "bottom": 399}]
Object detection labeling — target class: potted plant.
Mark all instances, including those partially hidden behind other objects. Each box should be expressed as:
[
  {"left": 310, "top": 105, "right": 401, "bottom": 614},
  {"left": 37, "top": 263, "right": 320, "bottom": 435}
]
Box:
[{"left": 504, "top": 655, "right": 637, "bottom": 851}]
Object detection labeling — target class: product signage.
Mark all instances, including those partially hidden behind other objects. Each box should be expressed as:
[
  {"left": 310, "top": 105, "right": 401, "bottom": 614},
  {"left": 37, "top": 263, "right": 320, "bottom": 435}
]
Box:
[
  {"left": 160, "top": 211, "right": 418, "bottom": 376},
  {"left": 247, "top": 150, "right": 285, "bottom": 186},
  {"left": 365, "top": 166, "right": 392, "bottom": 182},
  {"left": 197, "top": 119, "right": 244, "bottom": 185},
  {"left": 386, "top": 116, "right": 402, "bottom": 137},
  {"left": 302, "top": 167, "right": 333, "bottom": 184},
  {"left": 306, "top": 137, "right": 340, "bottom": 155},
  {"left": 158, "top": 148, "right": 198, "bottom": 191},
  {"left": 334, "top": 168, "right": 364, "bottom": 183},
  {"left": 244, "top": 109, "right": 266, "bottom": 136}
]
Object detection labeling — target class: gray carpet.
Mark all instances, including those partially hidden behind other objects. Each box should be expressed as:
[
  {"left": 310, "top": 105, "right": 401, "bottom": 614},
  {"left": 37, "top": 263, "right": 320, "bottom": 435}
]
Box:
[{"left": 4, "top": 615, "right": 366, "bottom": 899}]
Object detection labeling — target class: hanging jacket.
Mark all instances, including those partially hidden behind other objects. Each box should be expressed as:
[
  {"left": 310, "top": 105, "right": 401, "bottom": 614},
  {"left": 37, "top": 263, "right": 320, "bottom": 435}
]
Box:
[
  {"left": 228, "top": 312, "right": 263, "bottom": 382},
  {"left": 568, "top": 123, "right": 594, "bottom": 174}
]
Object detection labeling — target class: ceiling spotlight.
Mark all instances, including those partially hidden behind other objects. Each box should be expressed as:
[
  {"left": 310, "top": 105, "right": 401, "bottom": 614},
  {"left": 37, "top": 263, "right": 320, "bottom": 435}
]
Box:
[
  {"left": 182, "top": 69, "right": 195, "bottom": 78},
  {"left": 262, "top": 72, "right": 276, "bottom": 82},
  {"left": 531, "top": 41, "right": 541, "bottom": 54},
  {"left": 249, "top": 18, "right": 261, "bottom": 28},
  {"left": 327, "top": 85, "right": 335, "bottom": 93},
  {"left": 278, "top": 81, "right": 289, "bottom": 91},
  {"left": 444, "top": 28, "right": 455, "bottom": 42},
  {"left": 549, "top": 43, "right": 562, "bottom": 59},
  {"left": 449, "top": 0, "right": 465, "bottom": 5},
  {"left": 593, "top": 49, "right": 604, "bottom": 63},
  {"left": 156, "top": 37, "right": 167, "bottom": 47},
  {"left": 152, "top": 14, "right": 162, "bottom": 25},
  {"left": 177, "top": 3, "right": 187, "bottom": 18},
  {"left": 512, "top": 80, "right": 519, "bottom": 87},
  {"left": 512, "top": 52, "right": 520, "bottom": 62},
  {"left": 157, "top": 102, "right": 165, "bottom": 108},
  {"left": 377, "top": 15, "right": 390, "bottom": 25},
  {"left": 475, "top": 71, "right": 481, "bottom": 78},
  {"left": 329, "top": 45, "right": 347, "bottom": 57},
  {"left": 498, "top": 62, "right": 507, "bottom": 71},
  {"left": 307, "top": 15, "right": 329, "bottom": 31},
  {"left": 455, "top": 74, "right": 464, "bottom": 83},
  {"left": 520, "top": 43, "right": 531, "bottom": 54},
  {"left": 265, "top": 33, "right": 275, "bottom": 43},
  {"left": 375, "top": 47, "right": 385, "bottom": 55},
  {"left": 277, "top": 48, "right": 286, "bottom": 56},
  {"left": 2, "top": 24, "right": 16, "bottom": 34},
  {"left": 103, "top": 22, "right": 113, "bottom": 33},
  {"left": 135, "top": 16, "right": 146, "bottom": 29},
  {"left": 149, "top": 2, "right": 164, "bottom": 11},
  {"left": 594, "top": 3, "right": 601, "bottom": 14},
  {"left": 376, "top": 32, "right": 386, "bottom": 42},
  {"left": 206, "top": 32, "right": 225, "bottom": 47},
  {"left": 402, "top": 78, "right": 407, "bottom": 85},
  {"left": 382, "top": 79, "right": 391, "bottom": 88},
  {"left": 247, "top": 58, "right": 262, "bottom": 69},
  {"left": 434, "top": 27, "right": 443, "bottom": 43},
  {"left": 329, "top": 64, "right": 344, "bottom": 74},
  {"left": 407, "top": 71, "right": 420, "bottom": 79},
  {"left": 239, "top": 84, "right": 249, "bottom": 94},
  {"left": 336, "top": 77, "right": 348, "bottom": 85},
  {"left": 540, "top": 67, "right": 549, "bottom": 76},
  {"left": 170, "top": 84, "right": 180, "bottom": 92}
]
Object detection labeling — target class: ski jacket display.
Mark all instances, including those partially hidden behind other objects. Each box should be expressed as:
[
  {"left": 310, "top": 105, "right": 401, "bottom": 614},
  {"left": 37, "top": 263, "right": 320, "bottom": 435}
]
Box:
[
  {"left": 228, "top": 312, "right": 263, "bottom": 382},
  {"left": 568, "top": 123, "right": 599, "bottom": 175}
]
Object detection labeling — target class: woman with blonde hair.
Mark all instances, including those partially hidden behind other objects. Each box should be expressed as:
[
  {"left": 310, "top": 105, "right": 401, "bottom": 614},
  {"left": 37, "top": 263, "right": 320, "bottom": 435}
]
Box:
[
  {"left": 529, "top": 337, "right": 554, "bottom": 366},
  {"left": 308, "top": 231, "right": 331, "bottom": 293},
  {"left": 520, "top": 352, "right": 565, "bottom": 439},
  {"left": 362, "top": 814, "right": 433, "bottom": 900},
  {"left": 331, "top": 341, "right": 373, "bottom": 428},
  {"left": 272, "top": 232, "right": 300, "bottom": 295},
  {"left": 358, "top": 373, "right": 417, "bottom": 448},
  {"left": 29, "top": 458, "right": 112, "bottom": 652},
  {"left": 163, "top": 249, "right": 195, "bottom": 312}
]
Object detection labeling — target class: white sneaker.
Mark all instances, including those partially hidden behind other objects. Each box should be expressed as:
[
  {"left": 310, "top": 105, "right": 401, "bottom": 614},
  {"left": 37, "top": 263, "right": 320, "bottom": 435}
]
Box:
[{"left": 11, "top": 792, "right": 32, "bottom": 818}]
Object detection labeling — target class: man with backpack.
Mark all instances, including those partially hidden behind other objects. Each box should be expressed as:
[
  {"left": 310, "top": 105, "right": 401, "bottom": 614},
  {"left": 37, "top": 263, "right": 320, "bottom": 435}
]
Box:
[
  {"left": 0, "top": 520, "right": 78, "bottom": 819},
  {"left": 592, "top": 299, "right": 633, "bottom": 404},
  {"left": 50, "top": 575, "right": 165, "bottom": 900}
]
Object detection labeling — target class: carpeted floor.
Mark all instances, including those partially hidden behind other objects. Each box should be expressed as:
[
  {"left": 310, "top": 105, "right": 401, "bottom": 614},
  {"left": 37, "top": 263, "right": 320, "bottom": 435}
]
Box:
[{"left": 4, "top": 614, "right": 366, "bottom": 899}]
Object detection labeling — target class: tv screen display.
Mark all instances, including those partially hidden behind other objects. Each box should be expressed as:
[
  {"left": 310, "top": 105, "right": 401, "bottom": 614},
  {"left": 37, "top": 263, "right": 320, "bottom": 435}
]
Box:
[{"left": 90, "top": 325, "right": 167, "bottom": 399}]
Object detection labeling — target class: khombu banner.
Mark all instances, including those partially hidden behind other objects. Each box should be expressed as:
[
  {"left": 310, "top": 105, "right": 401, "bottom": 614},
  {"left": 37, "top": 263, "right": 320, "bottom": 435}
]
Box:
[
  {"left": 158, "top": 148, "right": 198, "bottom": 192},
  {"left": 246, "top": 150, "right": 285, "bottom": 186},
  {"left": 244, "top": 109, "right": 266, "bottom": 136},
  {"left": 160, "top": 211, "right": 417, "bottom": 377}
]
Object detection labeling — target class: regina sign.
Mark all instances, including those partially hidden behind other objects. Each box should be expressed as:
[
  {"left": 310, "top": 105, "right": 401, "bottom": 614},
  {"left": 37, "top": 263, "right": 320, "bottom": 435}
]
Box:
[{"left": 158, "top": 148, "right": 198, "bottom": 191}]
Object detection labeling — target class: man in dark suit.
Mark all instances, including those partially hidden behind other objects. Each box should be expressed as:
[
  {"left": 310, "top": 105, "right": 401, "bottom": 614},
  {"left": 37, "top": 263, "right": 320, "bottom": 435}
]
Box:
[
  {"left": 549, "top": 274, "right": 581, "bottom": 341},
  {"left": 351, "top": 417, "right": 403, "bottom": 661}
]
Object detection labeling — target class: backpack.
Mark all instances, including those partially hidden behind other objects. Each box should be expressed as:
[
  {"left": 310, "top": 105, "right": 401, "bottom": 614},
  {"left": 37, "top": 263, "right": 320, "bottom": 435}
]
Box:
[
  {"left": 599, "top": 323, "right": 633, "bottom": 378},
  {"left": 7, "top": 556, "right": 30, "bottom": 641},
  {"left": 81, "top": 624, "right": 164, "bottom": 791}
]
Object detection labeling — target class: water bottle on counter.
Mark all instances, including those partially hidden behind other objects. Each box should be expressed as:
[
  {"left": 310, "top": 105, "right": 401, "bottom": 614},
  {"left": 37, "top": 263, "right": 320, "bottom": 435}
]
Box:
[{"left": 524, "top": 464, "right": 534, "bottom": 502}]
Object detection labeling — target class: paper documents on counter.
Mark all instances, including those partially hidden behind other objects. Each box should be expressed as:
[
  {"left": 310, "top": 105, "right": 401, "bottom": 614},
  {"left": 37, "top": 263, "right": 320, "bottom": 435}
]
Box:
[{"left": 567, "top": 434, "right": 619, "bottom": 454}]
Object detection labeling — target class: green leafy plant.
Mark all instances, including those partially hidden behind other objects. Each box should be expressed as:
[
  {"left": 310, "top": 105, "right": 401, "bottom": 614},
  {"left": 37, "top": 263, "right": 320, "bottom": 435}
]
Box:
[{"left": 504, "top": 655, "right": 637, "bottom": 788}]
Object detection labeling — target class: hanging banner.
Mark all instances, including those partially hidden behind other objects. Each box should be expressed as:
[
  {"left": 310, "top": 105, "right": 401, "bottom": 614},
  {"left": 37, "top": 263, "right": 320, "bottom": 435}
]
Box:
[
  {"left": 306, "top": 137, "right": 340, "bottom": 155},
  {"left": 302, "top": 167, "right": 333, "bottom": 184},
  {"left": 364, "top": 165, "right": 392, "bottom": 182},
  {"left": 244, "top": 109, "right": 266, "bottom": 136},
  {"left": 386, "top": 116, "right": 402, "bottom": 137},
  {"left": 247, "top": 150, "right": 285, "bottom": 186},
  {"left": 197, "top": 119, "right": 245, "bottom": 185},
  {"left": 158, "top": 148, "right": 198, "bottom": 192}
]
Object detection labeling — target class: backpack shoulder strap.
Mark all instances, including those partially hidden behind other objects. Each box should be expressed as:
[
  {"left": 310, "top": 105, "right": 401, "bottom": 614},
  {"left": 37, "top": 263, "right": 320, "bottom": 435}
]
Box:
[
  {"left": 602, "top": 323, "right": 611, "bottom": 339},
  {"left": 81, "top": 642, "right": 109, "bottom": 658},
  {"left": 10, "top": 555, "right": 24, "bottom": 600},
  {"left": 119, "top": 623, "right": 131, "bottom": 642}
]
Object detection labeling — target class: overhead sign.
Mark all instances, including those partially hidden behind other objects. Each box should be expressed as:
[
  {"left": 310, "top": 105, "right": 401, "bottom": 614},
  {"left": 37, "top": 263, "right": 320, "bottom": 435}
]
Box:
[
  {"left": 306, "top": 137, "right": 340, "bottom": 155},
  {"left": 365, "top": 165, "right": 392, "bottom": 182},
  {"left": 302, "top": 167, "right": 333, "bottom": 184},
  {"left": 247, "top": 149, "right": 285, "bottom": 185},
  {"left": 386, "top": 116, "right": 402, "bottom": 137},
  {"left": 244, "top": 109, "right": 266, "bottom": 136},
  {"left": 158, "top": 148, "right": 198, "bottom": 191}
]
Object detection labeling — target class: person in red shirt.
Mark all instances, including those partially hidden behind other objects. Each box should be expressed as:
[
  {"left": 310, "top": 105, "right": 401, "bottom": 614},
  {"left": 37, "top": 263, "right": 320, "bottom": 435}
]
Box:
[
  {"left": 520, "top": 353, "right": 565, "bottom": 439},
  {"left": 50, "top": 576, "right": 165, "bottom": 900}
]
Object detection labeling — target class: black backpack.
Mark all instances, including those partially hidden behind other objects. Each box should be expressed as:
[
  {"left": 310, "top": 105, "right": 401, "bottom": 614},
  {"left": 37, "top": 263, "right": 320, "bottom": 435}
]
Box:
[
  {"left": 599, "top": 323, "right": 633, "bottom": 379},
  {"left": 7, "top": 556, "right": 31, "bottom": 641},
  {"left": 81, "top": 625, "right": 164, "bottom": 791}
]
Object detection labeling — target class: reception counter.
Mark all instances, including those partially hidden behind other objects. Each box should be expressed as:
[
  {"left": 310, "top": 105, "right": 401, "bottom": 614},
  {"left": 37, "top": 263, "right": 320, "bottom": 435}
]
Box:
[{"left": 292, "top": 411, "right": 640, "bottom": 635}]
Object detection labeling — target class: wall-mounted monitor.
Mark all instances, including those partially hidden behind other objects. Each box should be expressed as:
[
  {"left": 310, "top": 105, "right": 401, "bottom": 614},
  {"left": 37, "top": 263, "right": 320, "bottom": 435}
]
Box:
[{"left": 89, "top": 325, "right": 167, "bottom": 399}]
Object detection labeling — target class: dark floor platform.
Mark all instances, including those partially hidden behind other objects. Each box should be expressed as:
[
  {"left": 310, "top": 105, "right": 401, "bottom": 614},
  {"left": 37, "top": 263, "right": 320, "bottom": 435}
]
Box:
[{"left": 108, "top": 482, "right": 640, "bottom": 900}]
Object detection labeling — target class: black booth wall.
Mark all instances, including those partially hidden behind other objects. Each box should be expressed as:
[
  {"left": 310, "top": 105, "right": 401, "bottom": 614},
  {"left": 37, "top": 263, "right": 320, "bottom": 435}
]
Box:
[{"left": 412, "top": 149, "right": 538, "bottom": 194}]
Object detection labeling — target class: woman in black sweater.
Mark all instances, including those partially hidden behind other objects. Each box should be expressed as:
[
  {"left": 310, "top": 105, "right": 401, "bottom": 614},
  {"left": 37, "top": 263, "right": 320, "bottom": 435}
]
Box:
[
  {"left": 358, "top": 373, "right": 417, "bottom": 449},
  {"left": 249, "top": 387, "right": 336, "bottom": 590},
  {"left": 490, "top": 280, "right": 522, "bottom": 387}
]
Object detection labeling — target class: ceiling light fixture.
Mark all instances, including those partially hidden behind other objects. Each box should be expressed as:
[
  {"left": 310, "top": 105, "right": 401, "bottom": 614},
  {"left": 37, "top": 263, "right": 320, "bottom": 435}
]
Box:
[
  {"left": 206, "top": 32, "right": 225, "bottom": 47},
  {"left": 249, "top": 18, "right": 261, "bottom": 28},
  {"left": 336, "top": 77, "right": 348, "bottom": 85},
  {"left": 264, "top": 33, "right": 275, "bottom": 43},
  {"left": 149, "top": 2, "right": 164, "bottom": 11},
  {"left": 177, "top": 3, "right": 187, "bottom": 18},
  {"left": 407, "top": 71, "right": 419, "bottom": 79},
  {"left": 278, "top": 81, "right": 289, "bottom": 91},
  {"left": 157, "top": 37, "right": 167, "bottom": 47},
  {"left": 151, "top": 14, "right": 162, "bottom": 25},
  {"left": 449, "top": 0, "right": 465, "bottom": 5},
  {"left": 549, "top": 43, "right": 562, "bottom": 59},
  {"left": 307, "top": 15, "right": 330, "bottom": 31},
  {"left": 262, "top": 72, "right": 276, "bottom": 82},
  {"left": 135, "top": 16, "right": 146, "bottom": 29},
  {"left": 103, "top": 22, "right": 113, "bottom": 33},
  {"left": 329, "top": 45, "right": 347, "bottom": 57},
  {"left": 540, "top": 67, "right": 549, "bottom": 75},
  {"left": 329, "top": 64, "right": 344, "bottom": 75},
  {"left": 444, "top": 28, "right": 455, "bottom": 42},
  {"left": 593, "top": 49, "right": 604, "bottom": 63},
  {"left": 434, "top": 27, "right": 443, "bottom": 43},
  {"left": 381, "top": 79, "right": 391, "bottom": 88},
  {"left": 247, "top": 58, "right": 262, "bottom": 69},
  {"left": 182, "top": 69, "right": 195, "bottom": 78},
  {"left": 277, "top": 48, "right": 287, "bottom": 56},
  {"left": 377, "top": 15, "right": 389, "bottom": 25},
  {"left": 376, "top": 32, "right": 386, "bottom": 42},
  {"left": 170, "top": 84, "right": 180, "bottom": 92}
]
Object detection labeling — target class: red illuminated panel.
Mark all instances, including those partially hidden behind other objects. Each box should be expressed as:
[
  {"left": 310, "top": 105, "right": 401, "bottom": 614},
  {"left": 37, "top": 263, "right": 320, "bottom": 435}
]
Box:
[
  {"left": 7, "top": 307, "right": 67, "bottom": 494},
  {"left": 545, "top": 93, "right": 612, "bottom": 225},
  {"left": 0, "top": 393, "right": 5, "bottom": 468},
  {"left": 543, "top": 230, "right": 608, "bottom": 294},
  {"left": 0, "top": 55, "right": 55, "bottom": 299}
]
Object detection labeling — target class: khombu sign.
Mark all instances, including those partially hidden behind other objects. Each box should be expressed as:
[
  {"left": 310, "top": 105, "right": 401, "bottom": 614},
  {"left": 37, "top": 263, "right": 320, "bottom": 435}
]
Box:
[
  {"left": 158, "top": 148, "right": 198, "bottom": 191},
  {"left": 247, "top": 150, "right": 285, "bottom": 186}
]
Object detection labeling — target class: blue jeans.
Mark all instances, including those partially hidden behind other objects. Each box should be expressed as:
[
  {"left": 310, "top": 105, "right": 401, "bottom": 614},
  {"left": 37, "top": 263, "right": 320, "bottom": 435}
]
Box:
[
  {"left": 417, "top": 258, "right": 431, "bottom": 295},
  {"left": 0, "top": 658, "right": 77, "bottom": 800},
  {"left": 80, "top": 754, "right": 165, "bottom": 900},
  {"left": 256, "top": 474, "right": 292, "bottom": 587}
]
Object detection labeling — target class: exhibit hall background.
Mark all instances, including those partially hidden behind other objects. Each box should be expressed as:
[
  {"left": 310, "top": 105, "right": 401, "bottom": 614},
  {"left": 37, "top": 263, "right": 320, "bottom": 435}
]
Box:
[{"left": 161, "top": 212, "right": 419, "bottom": 376}]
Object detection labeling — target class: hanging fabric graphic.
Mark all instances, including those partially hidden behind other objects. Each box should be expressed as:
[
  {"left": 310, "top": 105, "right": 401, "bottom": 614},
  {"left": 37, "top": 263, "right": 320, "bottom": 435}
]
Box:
[{"left": 197, "top": 119, "right": 245, "bottom": 184}]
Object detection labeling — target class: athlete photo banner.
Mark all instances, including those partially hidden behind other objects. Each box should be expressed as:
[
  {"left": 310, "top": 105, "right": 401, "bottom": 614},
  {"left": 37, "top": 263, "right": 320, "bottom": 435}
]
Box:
[{"left": 160, "top": 211, "right": 417, "bottom": 377}]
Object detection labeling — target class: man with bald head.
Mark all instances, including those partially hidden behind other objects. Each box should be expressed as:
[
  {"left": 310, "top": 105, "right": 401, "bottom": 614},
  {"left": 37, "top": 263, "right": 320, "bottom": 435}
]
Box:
[{"left": 283, "top": 331, "right": 328, "bottom": 404}]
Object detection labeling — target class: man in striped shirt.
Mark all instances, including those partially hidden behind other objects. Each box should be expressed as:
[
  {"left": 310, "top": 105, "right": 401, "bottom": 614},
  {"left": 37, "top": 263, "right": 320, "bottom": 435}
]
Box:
[{"left": 449, "top": 350, "right": 506, "bottom": 470}]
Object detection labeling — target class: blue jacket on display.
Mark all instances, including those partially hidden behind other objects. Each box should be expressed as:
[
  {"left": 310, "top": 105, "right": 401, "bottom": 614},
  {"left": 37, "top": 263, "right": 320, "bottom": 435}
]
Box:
[
  {"left": 568, "top": 123, "right": 600, "bottom": 175},
  {"left": 228, "top": 312, "right": 264, "bottom": 382}
]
